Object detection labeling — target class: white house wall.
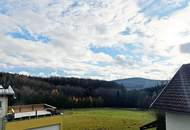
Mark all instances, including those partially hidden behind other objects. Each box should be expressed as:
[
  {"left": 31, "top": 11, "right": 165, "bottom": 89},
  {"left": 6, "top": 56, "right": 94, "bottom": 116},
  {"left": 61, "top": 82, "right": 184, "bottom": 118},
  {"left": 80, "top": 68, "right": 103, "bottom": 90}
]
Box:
[
  {"left": 0, "top": 96, "right": 8, "bottom": 118},
  {"left": 166, "top": 112, "right": 190, "bottom": 130}
]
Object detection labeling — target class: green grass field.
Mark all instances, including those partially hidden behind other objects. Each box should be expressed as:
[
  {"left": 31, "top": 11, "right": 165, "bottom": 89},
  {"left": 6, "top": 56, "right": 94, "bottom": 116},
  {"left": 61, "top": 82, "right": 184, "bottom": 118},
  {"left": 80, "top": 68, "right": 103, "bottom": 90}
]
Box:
[{"left": 61, "top": 108, "right": 156, "bottom": 130}]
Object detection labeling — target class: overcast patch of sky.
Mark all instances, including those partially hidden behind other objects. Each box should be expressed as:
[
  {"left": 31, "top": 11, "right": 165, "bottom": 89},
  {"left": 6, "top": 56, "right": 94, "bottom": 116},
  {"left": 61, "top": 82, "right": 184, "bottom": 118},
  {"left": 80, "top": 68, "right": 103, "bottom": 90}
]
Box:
[{"left": 0, "top": 0, "right": 190, "bottom": 80}]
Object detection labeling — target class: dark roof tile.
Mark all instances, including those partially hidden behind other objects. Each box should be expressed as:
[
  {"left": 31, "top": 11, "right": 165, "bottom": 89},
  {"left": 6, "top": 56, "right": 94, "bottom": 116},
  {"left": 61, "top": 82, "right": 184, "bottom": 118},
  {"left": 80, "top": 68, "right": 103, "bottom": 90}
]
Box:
[{"left": 150, "top": 64, "right": 190, "bottom": 113}]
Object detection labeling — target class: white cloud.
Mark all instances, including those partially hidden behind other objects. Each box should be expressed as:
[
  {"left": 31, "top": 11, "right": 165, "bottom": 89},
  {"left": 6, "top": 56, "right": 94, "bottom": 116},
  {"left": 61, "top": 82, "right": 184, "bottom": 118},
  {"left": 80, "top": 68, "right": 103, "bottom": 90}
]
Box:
[
  {"left": 19, "top": 71, "right": 30, "bottom": 76},
  {"left": 0, "top": 0, "right": 190, "bottom": 80}
]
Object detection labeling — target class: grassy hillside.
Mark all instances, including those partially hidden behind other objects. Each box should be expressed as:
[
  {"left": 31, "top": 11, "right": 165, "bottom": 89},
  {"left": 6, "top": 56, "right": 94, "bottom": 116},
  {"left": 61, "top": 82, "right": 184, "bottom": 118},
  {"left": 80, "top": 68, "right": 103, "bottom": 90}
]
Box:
[{"left": 61, "top": 108, "right": 156, "bottom": 130}]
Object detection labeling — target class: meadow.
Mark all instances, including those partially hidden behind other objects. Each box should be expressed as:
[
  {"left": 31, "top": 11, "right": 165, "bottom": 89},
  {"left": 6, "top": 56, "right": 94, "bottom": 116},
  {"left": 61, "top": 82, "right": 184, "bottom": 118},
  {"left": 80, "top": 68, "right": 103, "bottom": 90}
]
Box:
[{"left": 61, "top": 108, "right": 156, "bottom": 130}]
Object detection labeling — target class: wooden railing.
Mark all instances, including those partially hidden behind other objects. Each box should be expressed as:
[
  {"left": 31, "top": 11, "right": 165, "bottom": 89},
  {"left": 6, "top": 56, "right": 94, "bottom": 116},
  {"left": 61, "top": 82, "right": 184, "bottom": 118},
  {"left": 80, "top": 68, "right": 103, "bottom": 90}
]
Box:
[
  {"left": 8, "top": 104, "right": 44, "bottom": 113},
  {"left": 8, "top": 104, "right": 57, "bottom": 113}
]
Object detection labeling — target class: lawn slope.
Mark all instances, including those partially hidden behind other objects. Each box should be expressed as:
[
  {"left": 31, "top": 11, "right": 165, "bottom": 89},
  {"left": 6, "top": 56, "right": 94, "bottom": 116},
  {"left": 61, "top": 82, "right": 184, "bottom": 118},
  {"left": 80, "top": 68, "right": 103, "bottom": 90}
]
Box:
[{"left": 61, "top": 108, "right": 156, "bottom": 130}]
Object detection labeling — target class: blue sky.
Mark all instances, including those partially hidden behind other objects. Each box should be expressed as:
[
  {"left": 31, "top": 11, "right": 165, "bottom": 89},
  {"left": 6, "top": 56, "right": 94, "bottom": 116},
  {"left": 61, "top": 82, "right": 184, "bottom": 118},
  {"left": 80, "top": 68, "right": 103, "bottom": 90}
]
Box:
[
  {"left": 0, "top": 0, "right": 190, "bottom": 80},
  {"left": 6, "top": 26, "right": 50, "bottom": 43},
  {"left": 138, "top": 0, "right": 189, "bottom": 18}
]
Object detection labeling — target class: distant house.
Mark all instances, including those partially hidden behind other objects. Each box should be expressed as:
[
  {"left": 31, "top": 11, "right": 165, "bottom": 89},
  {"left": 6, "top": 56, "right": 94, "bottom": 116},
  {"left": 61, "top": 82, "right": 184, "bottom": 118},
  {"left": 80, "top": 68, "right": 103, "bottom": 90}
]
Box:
[
  {"left": 150, "top": 64, "right": 190, "bottom": 130},
  {"left": 0, "top": 85, "right": 15, "bottom": 118},
  {"left": 0, "top": 84, "right": 63, "bottom": 130},
  {"left": 0, "top": 85, "right": 14, "bottom": 130}
]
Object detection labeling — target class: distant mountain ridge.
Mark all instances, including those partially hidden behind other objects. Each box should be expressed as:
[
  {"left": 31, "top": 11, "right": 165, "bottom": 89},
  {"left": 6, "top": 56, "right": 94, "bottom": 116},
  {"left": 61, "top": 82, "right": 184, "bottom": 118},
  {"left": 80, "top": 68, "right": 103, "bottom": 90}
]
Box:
[{"left": 114, "top": 77, "right": 168, "bottom": 90}]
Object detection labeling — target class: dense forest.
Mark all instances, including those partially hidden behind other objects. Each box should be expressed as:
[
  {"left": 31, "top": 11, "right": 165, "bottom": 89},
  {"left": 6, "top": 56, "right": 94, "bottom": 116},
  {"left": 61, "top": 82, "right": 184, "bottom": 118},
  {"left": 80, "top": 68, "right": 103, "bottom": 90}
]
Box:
[{"left": 0, "top": 72, "right": 167, "bottom": 109}]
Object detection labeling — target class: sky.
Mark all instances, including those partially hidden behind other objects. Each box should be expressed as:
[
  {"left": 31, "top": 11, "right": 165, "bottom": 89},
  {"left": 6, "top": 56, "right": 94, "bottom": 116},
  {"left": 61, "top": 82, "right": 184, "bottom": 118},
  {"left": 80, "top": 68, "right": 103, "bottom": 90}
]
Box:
[{"left": 1, "top": 0, "right": 190, "bottom": 80}]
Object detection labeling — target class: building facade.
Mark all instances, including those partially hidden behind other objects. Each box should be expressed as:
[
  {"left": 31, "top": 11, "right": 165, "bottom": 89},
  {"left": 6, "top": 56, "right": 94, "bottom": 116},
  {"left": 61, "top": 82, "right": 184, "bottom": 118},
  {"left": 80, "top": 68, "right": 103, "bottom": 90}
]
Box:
[
  {"left": 165, "top": 112, "right": 190, "bottom": 130},
  {"left": 151, "top": 64, "right": 190, "bottom": 130},
  {"left": 0, "top": 85, "right": 63, "bottom": 130},
  {"left": 5, "top": 115, "right": 63, "bottom": 130}
]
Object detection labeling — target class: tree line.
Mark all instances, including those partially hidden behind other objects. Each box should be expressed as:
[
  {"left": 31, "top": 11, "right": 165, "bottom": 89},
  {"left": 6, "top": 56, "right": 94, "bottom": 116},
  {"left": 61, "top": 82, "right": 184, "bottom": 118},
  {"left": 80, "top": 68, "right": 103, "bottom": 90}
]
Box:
[{"left": 0, "top": 72, "right": 166, "bottom": 109}]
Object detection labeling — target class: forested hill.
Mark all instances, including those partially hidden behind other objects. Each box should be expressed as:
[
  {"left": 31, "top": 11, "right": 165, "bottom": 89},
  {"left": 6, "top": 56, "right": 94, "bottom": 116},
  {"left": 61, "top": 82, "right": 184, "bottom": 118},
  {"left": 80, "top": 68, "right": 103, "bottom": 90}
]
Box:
[
  {"left": 0, "top": 72, "right": 166, "bottom": 109},
  {"left": 114, "top": 77, "right": 168, "bottom": 90},
  {"left": 0, "top": 72, "right": 126, "bottom": 108}
]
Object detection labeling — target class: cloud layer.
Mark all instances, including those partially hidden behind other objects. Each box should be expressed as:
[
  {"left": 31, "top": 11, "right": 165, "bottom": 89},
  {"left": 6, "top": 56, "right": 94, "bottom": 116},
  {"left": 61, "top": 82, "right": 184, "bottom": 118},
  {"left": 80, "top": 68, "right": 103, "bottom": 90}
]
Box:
[{"left": 0, "top": 0, "right": 190, "bottom": 80}]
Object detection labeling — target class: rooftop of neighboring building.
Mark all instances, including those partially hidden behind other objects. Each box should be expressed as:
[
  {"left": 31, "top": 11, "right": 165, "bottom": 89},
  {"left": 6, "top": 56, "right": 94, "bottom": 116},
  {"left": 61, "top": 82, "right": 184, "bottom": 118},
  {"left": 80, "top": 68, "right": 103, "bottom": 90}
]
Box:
[
  {"left": 0, "top": 85, "right": 14, "bottom": 96},
  {"left": 150, "top": 64, "right": 190, "bottom": 113}
]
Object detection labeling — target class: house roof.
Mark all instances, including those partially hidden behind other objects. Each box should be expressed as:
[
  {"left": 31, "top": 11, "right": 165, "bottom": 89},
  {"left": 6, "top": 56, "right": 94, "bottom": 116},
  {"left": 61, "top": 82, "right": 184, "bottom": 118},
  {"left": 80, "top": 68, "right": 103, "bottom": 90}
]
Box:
[
  {"left": 150, "top": 64, "right": 190, "bottom": 113},
  {"left": 0, "top": 85, "right": 15, "bottom": 96}
]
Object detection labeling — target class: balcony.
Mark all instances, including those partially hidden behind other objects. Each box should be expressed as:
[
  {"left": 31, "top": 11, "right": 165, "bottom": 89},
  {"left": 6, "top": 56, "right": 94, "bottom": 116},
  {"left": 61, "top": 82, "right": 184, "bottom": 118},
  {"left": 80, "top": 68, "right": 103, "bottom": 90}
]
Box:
[{"left": 6, "top": 104, "right": 59, "bottom": 121}]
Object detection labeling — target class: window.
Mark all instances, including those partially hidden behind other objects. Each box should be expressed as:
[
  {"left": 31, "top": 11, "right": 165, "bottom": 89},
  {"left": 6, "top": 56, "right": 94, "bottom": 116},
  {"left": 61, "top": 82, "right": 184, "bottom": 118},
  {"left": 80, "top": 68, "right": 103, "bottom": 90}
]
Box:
[{"left": 0, "top": 101, "right": 2, "bottom": 108}]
